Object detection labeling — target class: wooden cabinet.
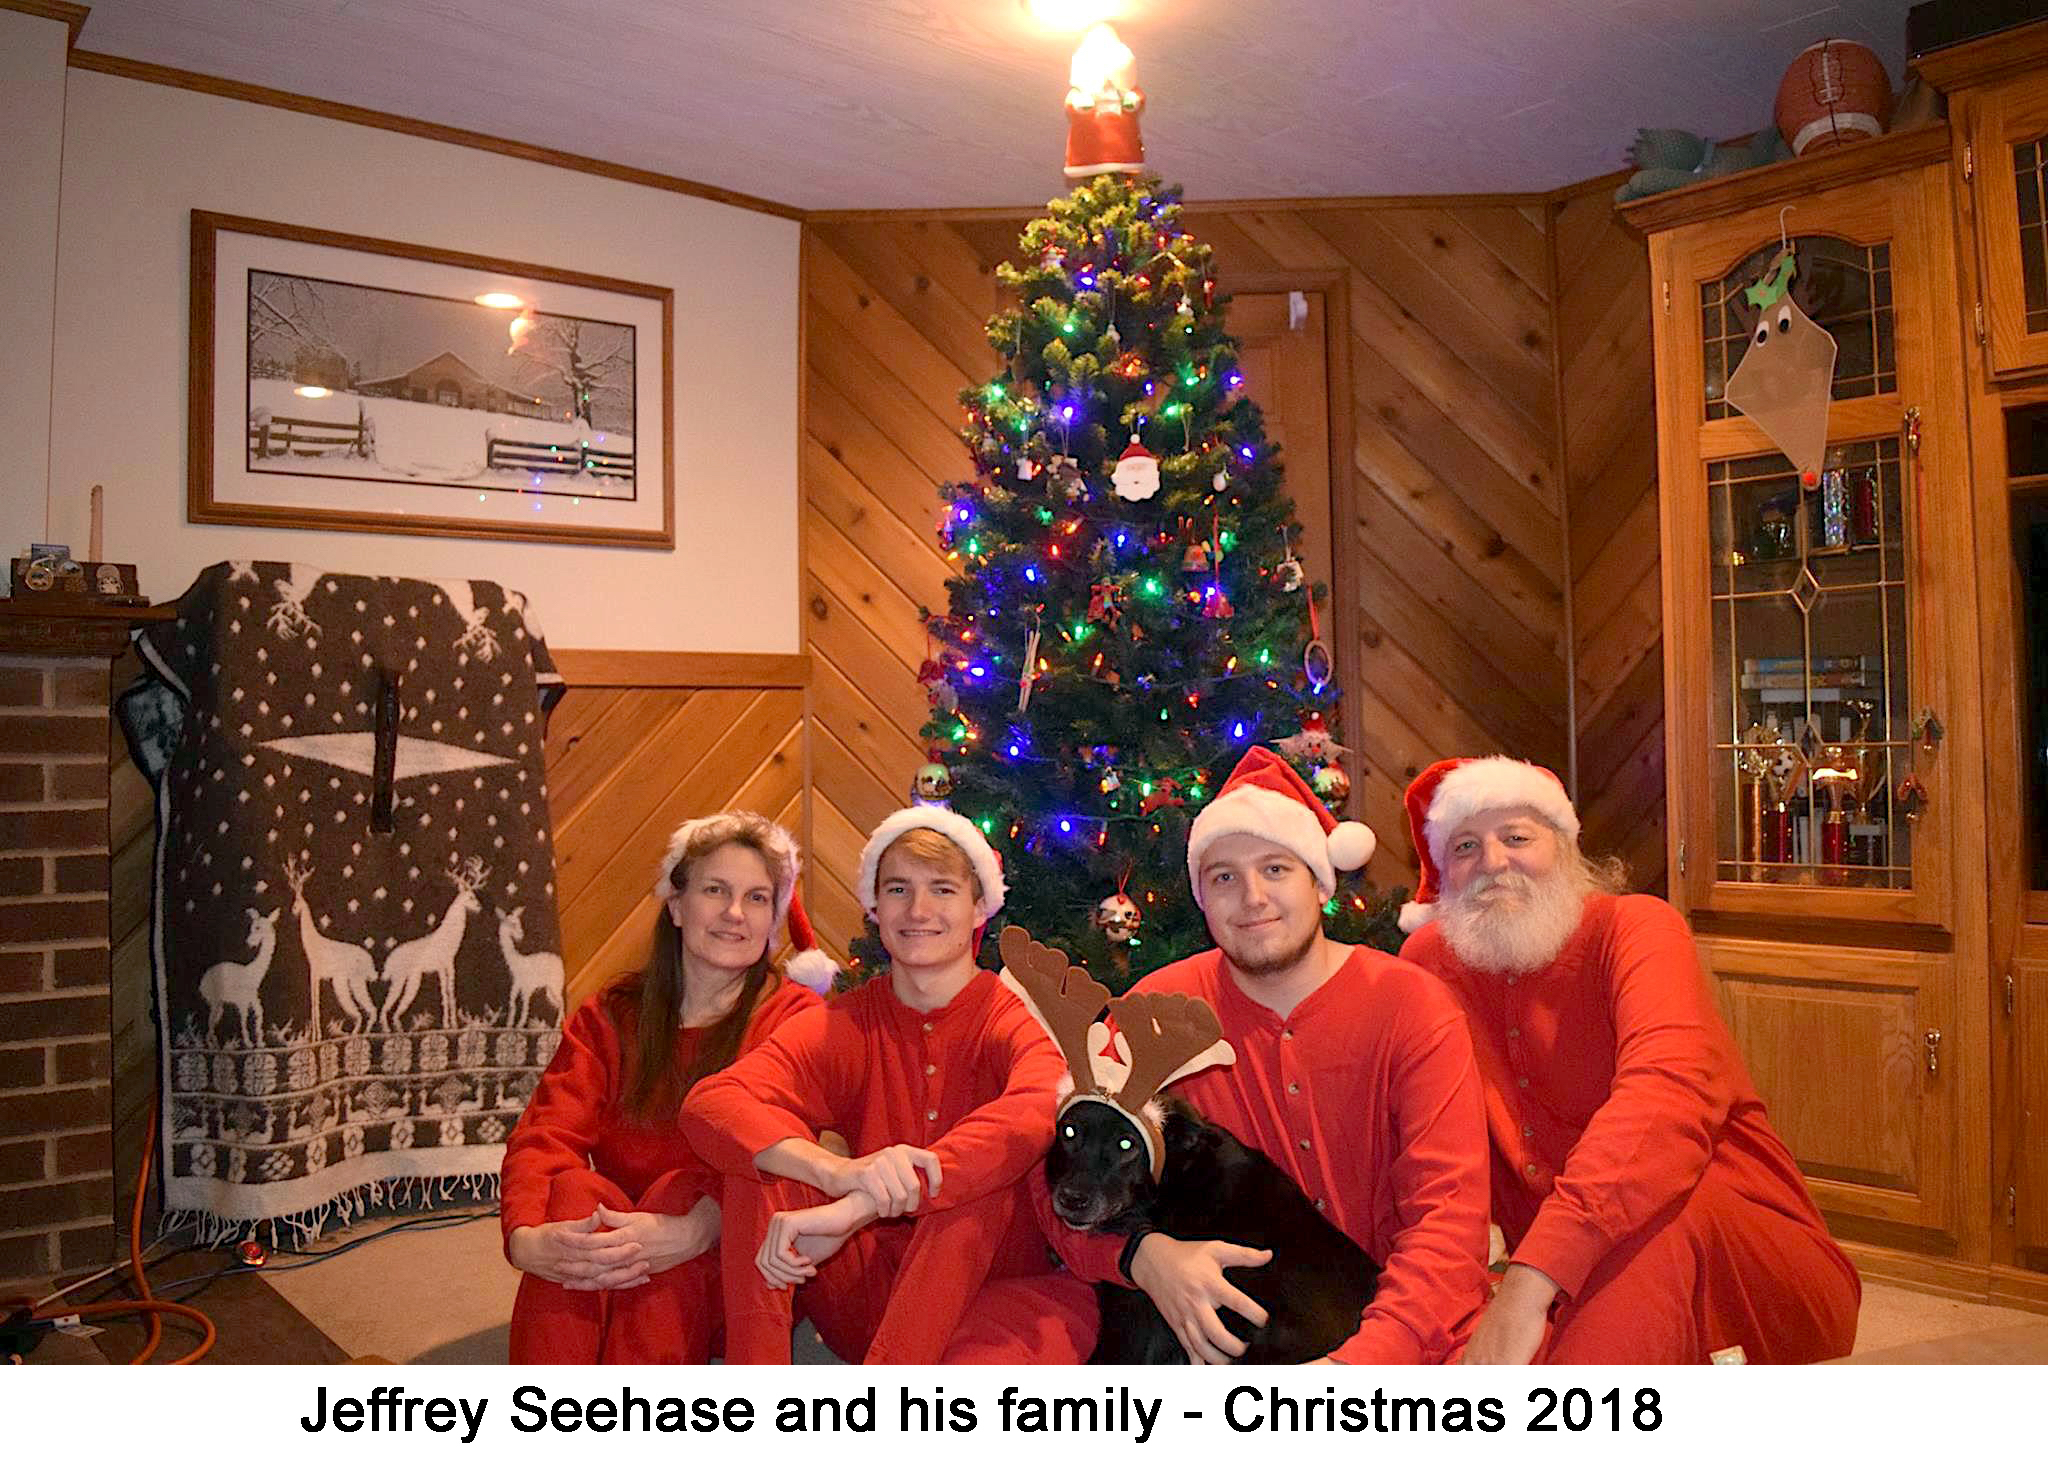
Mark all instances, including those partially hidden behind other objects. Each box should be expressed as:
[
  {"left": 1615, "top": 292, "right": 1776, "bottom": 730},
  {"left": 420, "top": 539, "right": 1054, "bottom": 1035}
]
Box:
[
  {"left": 1702, "top": 935, "right": 1956, "bottom": 1234},
  {"left": 1623, "top": 20, "right": 2048, "bottom": 1306},
  {"left": 1924, "top": 28, "right": 2048, "bottom": 378},
  {"left": 1626, "top": 127, "right": 1993, "bottom": 1275}
]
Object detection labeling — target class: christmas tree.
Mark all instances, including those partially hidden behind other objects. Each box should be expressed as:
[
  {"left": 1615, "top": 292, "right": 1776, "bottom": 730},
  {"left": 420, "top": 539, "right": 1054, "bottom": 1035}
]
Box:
[{"left": 857, "top": 172, "right": 1405, "bottom": 988}]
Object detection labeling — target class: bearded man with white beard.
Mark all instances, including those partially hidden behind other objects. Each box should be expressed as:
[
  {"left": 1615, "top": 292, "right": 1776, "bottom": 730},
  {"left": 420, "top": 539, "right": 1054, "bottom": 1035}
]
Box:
[{"left": 1397, "top": 757, "right": 1862, "bottom": 1366}]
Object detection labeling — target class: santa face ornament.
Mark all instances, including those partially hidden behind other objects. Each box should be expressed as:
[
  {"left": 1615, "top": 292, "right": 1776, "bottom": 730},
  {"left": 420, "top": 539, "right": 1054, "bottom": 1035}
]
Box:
[
  {"left": 1721, "top": 249, "right": 1838, "bottom": 487},
  {"left": 1112, "top": 436, "right": 1161, "bottom": 501},
  {"left": 911, "top": 761, "right": 953, "bottom": 804}
]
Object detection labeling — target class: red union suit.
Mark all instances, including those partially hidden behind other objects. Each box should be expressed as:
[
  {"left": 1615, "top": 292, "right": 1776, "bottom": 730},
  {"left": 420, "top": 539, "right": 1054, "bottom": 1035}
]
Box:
[{"left": 1403, "top": 893, "right": 1861, "bottom": 1364}]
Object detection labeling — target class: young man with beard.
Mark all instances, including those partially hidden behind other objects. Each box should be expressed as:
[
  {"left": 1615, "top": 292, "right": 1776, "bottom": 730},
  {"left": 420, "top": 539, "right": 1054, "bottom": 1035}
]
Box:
[
  {"left": 1034, "top": 748, "right": 1492, "bottom": 1364},
  {"left": 1397, "top": 756, "right": 1861, "bottom": 1364},
  {"left": 680, "top": 807, "right": 1096, "bottom": 1364}
]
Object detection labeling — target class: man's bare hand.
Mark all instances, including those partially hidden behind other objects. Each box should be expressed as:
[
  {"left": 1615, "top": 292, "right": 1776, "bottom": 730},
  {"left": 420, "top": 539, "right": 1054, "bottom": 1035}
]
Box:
[
  {"left": 1129, "top": 1234, "right": 1273, "bottom": 1364},
  {"left": 1460, "top": 1264, "right": 1557, "bottom": 1365},
  {"left": 828, "top": 1144, "right": 943, "bottom": 1217},
  {"left": 754, "top": 1193, "right": 874, "bottom": 1289}
]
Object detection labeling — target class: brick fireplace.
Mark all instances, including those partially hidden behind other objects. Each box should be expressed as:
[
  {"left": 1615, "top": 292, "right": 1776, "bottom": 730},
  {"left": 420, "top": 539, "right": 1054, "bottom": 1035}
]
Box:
[{"left": 0, "top": 604, "right": 169, "bottom": 1287}]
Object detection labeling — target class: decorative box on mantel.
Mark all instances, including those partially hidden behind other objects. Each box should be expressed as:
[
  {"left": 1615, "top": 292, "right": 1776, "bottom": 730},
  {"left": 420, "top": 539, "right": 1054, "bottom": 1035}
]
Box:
[{"left": 0, "top": 600, "right": 174, "bottom": 1287}]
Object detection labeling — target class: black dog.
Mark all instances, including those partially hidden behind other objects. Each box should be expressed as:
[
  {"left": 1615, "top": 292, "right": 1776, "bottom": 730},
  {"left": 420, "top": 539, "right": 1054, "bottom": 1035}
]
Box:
[{"left": 1046, "top": 1094, "right": 1379, "bottom": 1363}]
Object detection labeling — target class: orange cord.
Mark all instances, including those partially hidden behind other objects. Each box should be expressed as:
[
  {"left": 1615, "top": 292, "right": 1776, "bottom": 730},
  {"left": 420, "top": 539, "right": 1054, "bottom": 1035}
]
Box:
[{"left": 11, "top": 1098, "right": 218, "bottom": 1364}]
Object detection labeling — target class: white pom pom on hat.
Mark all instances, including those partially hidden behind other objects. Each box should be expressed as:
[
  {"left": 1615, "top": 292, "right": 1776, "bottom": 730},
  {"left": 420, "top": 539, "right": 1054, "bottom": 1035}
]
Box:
[{"left": 1185, "top": 747, "right": 1375, "bottom": 900}]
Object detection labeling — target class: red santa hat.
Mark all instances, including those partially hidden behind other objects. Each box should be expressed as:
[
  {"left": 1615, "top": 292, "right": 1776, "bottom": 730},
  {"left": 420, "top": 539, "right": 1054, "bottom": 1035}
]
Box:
[
  {"left": 653, "top": 812, "right": 839, "bottom": 993},
  {"left": 856, "top": 805, "right": 1007, "bottom": 918},
  {"left": 1397, "top": 756, "right": 1579, "bottom": 934},
  {"left": 1185, "top": 747, "right": 1376, "bottom": 901}
]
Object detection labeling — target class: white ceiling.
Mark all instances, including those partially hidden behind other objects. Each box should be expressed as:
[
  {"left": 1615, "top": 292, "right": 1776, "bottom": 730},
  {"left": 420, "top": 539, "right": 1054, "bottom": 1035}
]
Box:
[{"left": 70, "top": 0, "right": 1917, "bottom": 211}]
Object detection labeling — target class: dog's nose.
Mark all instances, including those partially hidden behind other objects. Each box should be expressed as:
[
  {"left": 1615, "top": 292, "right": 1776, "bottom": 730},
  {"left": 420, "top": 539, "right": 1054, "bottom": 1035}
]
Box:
[{"left": 1054, "top": 1186, "right": 1091, "bottom": 1215}]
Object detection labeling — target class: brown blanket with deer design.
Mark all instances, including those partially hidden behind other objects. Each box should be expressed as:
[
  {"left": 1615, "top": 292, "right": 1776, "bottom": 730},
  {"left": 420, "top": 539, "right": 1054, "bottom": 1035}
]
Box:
[{"left": 130, "top": 561, "right": 566, "bottom": 1243}]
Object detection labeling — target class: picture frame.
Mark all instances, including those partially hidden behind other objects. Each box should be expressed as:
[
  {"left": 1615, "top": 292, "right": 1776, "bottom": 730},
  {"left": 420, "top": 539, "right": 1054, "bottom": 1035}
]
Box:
[{"left": 189, "top": 211, "right": 674, "bottom": 548}]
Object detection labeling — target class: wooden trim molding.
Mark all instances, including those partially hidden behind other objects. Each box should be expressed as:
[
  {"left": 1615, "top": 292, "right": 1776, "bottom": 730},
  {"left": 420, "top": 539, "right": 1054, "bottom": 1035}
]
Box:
[
  {"left": 1912, "top": 20, "right": 2048, "bottom": 93},
  {"left": 0, "top": 0, "right": 88, "bottom": 49},
  {"left": 1617, "top": 126, "right": 1952, "bottom": 236},
  {"left": 804, "top": 189, "right": 1555, "bottom": 225},
  {"left": 68, "top": 50, "right": 805, "bottom": 221},
  {"left": 550, "top": 650, "right": 811, "bottom": 689}
]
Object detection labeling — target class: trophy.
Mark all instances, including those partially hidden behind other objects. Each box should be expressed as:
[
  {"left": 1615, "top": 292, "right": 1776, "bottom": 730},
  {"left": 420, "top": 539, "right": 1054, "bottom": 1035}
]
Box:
[
  {"left": 1738, "top": 723, "right": 1775, "bottom": 882},
  {"left": 1807, "top": 743, "right": 1862, "bottom": 884}
]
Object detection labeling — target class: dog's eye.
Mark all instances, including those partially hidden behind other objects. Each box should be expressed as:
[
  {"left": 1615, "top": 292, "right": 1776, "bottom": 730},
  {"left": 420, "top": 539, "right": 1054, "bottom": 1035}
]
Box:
[
  {"left": 1119, "top": 1138, "right": 1133, "bottom": 1150},
  {"left": 1062, "top": 1124, "right": 1075, "bottom": 1138}
]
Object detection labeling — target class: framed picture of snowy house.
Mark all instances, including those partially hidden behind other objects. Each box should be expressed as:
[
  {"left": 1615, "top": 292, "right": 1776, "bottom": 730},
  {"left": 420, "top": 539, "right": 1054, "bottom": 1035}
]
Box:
[{"left": 189, "top": 211, "right": 674, "bottom": 548}]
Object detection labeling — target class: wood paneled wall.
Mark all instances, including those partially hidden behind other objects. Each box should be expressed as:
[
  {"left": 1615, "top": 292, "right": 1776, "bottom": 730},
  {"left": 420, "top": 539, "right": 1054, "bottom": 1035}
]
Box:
[
  {"left": 1552, "top": 186, "right": 1667, "bottom": 893},
  {"left": 543, "top": 653, "right": 809, "bottom": 1008},
  {"left": 802, "top": 199, "right": 1573, "bottom": 929}
]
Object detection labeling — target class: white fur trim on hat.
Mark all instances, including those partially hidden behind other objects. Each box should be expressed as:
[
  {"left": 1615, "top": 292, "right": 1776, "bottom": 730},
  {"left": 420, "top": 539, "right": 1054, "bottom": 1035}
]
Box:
[
  {"left": 857, "top": 806, "right": 1006, "bottom": 917},
  {"left": 1185, "top": 784, "right": 1374, "bottom": 899},
  {"left": 1423, "top": 756, "right": 1579, "bottom": 869},
  {"left": 1398, "top": 899, "right": 1435, "bottom": 934},
  {"left": 652, "top": 812, "right": 800, "bottom": 920}
]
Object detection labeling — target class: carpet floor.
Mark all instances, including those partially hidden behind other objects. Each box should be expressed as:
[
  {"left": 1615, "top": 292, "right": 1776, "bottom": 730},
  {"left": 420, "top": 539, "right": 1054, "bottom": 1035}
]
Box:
[{"left": 14, "top": 1214, "right": 2045, "bottom": 1364}]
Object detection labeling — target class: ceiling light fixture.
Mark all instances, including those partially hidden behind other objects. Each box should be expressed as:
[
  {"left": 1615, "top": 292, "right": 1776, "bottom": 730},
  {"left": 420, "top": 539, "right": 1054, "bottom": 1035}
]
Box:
[
  {"left": 293, "top": 385, "right": 333, "bottom": 399},
  {"left": 1025, "top": 0, "right": 1121, "bottom": 33},
  {"left": 474, "top": 291, "right": 525, "bottom": 309}
]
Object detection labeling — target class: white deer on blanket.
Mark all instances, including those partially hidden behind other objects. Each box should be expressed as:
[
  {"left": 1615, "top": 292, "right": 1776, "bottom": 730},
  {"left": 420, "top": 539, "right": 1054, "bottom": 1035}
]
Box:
[
  {"left": 284, "top": 854, "right": 378, "bottom": 1037},
  {"left": 199, "top": 906, "right": 281, "bottom": 1047},
  {"left": 267, "top": 563, "right": 324, "bottom": 639},
  {"left": 381, "top": 857, "right": 487, "bottom": 1029},
  {"left": 437, "top": 579, "right": 501, "bottom": 662},
  {"left": 495, "top": 906, "right": 564, "bottom": 1028}
]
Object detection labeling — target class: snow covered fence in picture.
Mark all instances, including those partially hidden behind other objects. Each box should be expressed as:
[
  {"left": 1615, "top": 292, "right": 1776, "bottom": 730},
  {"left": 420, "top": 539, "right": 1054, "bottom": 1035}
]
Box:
[{"left": 248, "top": 380, "right": 635, "bottom": 498}]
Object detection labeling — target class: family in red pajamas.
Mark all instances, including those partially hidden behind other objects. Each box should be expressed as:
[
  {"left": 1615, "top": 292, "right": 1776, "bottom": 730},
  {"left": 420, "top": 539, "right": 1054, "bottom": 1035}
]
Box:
[{"left": 501, "top": 748, "right": 1860, "bottom": 1365}]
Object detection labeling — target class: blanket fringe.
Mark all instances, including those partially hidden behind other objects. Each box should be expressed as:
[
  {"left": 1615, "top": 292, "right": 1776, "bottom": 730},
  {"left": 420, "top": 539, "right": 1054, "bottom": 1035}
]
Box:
[{"left": 161, "top": 1171, "right": 501, "bottom": 1251}]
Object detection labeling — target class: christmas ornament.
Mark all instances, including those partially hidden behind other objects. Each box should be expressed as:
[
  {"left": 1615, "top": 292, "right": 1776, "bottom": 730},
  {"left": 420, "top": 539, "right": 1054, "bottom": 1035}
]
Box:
[
  {"left": 1138, "top": 776, "right": 1184, "bottom": 815},
  {"left": 1212, "top": 469, "right": 1229, "bottom": 492},
  {"left": 1112, "top": 435, "right": 1161, "bottom": 501},
  {"left": 1018, "top": 455, "right": 1041, "bottom": 482},
  {"left": 1017, "top": 620, "right": 1043, "bottom": 714},
  {"left": 1048, "top": 454, "right": 1085, "bottom": 500},
  {"left": 1311, "top": 760, "right": 1351, "bottom": 807},
  {"left": 1201, "top": 586, "right": 1234, "bottom": 620},
  {"left": 1099, "top": 768, "right": 1122, "bottom": 794},
  {"left": 1063, "top": 24, "right": 1146, "bottom": 179},
  {"left": 917, "top": 656, "right": 958, "bottom": 714},
  {"left": 1088, "top": 580, "right": 1120, "bottom": 625},
  {"left": 1722, "top": 245, "right": 1837, "bottom": 488},
  {"left": 1275, "top": 556, "right": 1305, "bottom": 592},
  {"left": 1182, "top": 538, "right": 1212, "bottom": 573},
  {"left": 912, "top": 758, "right": 954, "bottom": 805},
  {"left": 1094, "top": 889, "right": 1142, "bottom": 945},
  {"left": 1275, "top": 711, "right": 1349, "bottom": 765}
]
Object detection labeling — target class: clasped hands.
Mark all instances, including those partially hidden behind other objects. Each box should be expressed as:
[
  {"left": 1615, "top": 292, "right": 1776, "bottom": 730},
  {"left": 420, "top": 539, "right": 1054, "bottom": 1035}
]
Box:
[
  {"left": 508, "top": 1196, "right": 720, "bottom": 1292},
  {"left": 754, "top": 1143, "right": 944, "bottom": 1289}
]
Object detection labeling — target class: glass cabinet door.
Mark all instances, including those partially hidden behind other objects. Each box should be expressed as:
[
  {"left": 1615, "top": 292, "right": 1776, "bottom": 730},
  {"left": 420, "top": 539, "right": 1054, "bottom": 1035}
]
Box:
[
  {"left": 1970, "top": 79, "right": 2048, "bottom": 377},
  {"left": 1708, "top": 439, "right": 1914, "bottom": 890},
  {"left": 1659, "top": 177, "right": 1963, "bottom": 928}
]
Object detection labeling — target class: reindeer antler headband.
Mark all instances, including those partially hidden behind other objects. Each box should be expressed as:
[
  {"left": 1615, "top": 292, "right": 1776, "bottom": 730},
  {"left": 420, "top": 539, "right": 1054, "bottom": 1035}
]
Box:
[{"left": 996, "top": 926, "right": 1234, "bottom": 1179}]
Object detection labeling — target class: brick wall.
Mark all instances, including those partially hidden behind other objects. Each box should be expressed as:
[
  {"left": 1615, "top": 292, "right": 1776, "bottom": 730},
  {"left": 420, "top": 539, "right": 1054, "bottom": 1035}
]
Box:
[{"left": 0, "top": 654, "right": 117, "bottom": 1286}]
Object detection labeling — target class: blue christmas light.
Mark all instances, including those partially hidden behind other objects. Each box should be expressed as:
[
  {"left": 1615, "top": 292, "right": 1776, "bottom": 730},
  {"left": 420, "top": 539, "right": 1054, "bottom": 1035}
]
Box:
[
  {"left": 1239, "top": 445, "right": 1256, "bottom": 462},
  {"left": 1232, "top": 721, "right": 1246, "bottom": 740},
  {"left": 1061, "top": 404, "right": 1075, "bottom": 422},
  {"left": 1059, "top": 819, "right": 1073, "bottom": 834},
  {"left": 1024, "top": 567, "right": 1040, "bottom": 583},
  {"left": 969, "top": 664, "right": 987, "bottom": 679},
  {"left": 955, "top": 504, "right": 972, "bottom": 522}
]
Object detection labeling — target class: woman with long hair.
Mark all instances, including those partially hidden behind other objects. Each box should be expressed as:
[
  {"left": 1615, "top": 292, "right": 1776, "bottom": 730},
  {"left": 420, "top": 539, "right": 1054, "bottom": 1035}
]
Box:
[{"left": 501, "top": 811, "right": 836, "bottom": 1363}]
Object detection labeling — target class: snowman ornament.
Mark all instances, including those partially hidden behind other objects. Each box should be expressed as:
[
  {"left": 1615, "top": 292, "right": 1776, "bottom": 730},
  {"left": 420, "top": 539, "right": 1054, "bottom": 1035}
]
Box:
[{"left": 1111, "top": 435, "right": 1161, "bottom": 502}]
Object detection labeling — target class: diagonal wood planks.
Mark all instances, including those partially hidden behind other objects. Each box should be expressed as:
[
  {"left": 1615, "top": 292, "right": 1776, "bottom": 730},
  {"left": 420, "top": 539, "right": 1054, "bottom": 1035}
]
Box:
[{"left": 804, "top": 201, "right": 1571, "bottom": 907}]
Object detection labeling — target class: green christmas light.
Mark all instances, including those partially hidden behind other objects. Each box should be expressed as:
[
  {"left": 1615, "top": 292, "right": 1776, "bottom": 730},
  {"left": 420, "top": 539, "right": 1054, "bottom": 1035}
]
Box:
[
  {"left": 1141, "top": 577, "right": 1162, "bottom": 597},
  {"left": 1035, "top": 507, "right": 1054, "bottom": 524}
]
